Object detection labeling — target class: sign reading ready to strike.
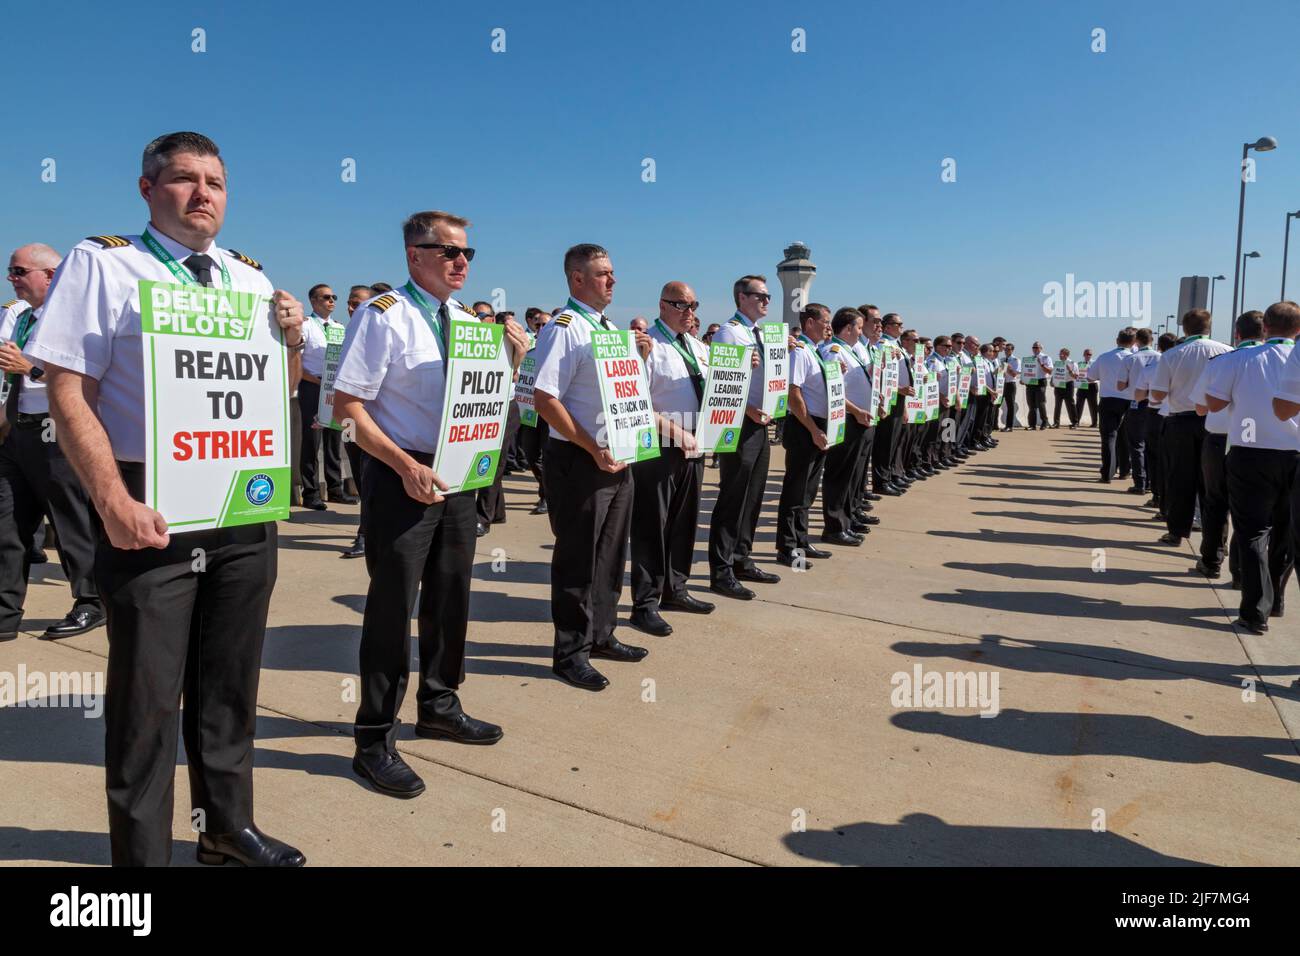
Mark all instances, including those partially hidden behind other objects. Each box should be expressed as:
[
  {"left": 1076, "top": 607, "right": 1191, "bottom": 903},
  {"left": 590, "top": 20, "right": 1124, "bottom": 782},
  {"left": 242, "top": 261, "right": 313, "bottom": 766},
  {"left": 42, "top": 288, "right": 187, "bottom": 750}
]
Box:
[
  {"left": 141, "top": 280, "right": 290, "bottom": 532},
  {"left": 760, "top": 322, "right": 789, "bottom": 420},
  {"left": 591, "top": 329, "right": 659, "bottom": 464},
  {"left": 433, "top": 320, "right": 515, "bottom": 493},
  {"left": 696, "top": 341, "right": 751, "bottom": 453}
]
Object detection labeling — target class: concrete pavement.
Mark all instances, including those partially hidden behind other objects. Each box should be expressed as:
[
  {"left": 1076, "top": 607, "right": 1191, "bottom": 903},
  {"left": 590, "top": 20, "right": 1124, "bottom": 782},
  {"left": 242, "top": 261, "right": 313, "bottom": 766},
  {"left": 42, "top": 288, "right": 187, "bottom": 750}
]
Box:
[{"left": 1, "top": 426, "right": 1297, "bottom": 866}]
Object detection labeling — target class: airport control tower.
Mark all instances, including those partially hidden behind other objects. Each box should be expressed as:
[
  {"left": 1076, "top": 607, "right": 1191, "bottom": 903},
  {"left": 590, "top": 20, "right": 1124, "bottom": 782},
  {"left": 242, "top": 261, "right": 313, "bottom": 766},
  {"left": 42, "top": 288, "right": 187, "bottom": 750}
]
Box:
[{"left": 777, "top": 242, "right": 816, "bottom": 326}]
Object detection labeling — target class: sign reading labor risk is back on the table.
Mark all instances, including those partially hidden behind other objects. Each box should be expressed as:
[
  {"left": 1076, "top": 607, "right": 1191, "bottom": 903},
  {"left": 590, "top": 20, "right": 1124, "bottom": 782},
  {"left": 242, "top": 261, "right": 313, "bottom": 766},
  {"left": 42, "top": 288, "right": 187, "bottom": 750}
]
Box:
[
  {"left": 141, "top": 280, "right": 290, "bottom": 532},
  {"left": 760, "top": 321, "right": 789, "bottom": 420},
  {"left": 695, "top": 341, "right": 751, "bottom": 453},
  {"left": 432, "top": 320, "right": 516, "bottom": 493},
  {"left": 592, "top": 329, "right": 660, "bottom": 464},
  {"left": 314, "top": 322, "right": 347, "bottom": 430}
]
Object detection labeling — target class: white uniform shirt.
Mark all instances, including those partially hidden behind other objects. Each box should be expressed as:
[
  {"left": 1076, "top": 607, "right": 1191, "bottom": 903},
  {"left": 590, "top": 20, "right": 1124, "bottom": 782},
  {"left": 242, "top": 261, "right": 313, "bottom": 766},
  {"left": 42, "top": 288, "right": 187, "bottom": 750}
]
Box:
[
  {"left": 1203, "top": 339, "right": 1299, "bottom": 451},
  {"left": 1003, "top": 354, "right": 1020, "bottom": 380},
  {"left": 1087, "top": 347, "right": 1134, "bottom": 400},
  {"left": 821, "top": 338, "right": 869, "bottom": 409},
  {"left": 852, "top": 339, "right": 876, "bottom": 411},
  {"left": 1277, "top": 343, "right": 1300, "bottom": 404},
  {"left": 1190, "top": 345, "right": 1256, "bottom": 434},
  {"left": 334, "top": 279, "right": 471, "bottom": 455},
  {"left": 302, "top": 312, "right": 344, "bottom": 379},
  {"left": 1149, "top": 336, "right": 1232, "bottom": 413},
  {"left": 531, "top": 297, "right": 619, "bottom": 445},
  {"left": 1122, "top": 348, "right": 1159, "bottom": 401},
  {"left": 26, "top": 227, "right": 273, "bottom": 462},
  {"left": 1134, "top": 355, "right": 1167, "bottom": 414},
  {"left": 790, "top": 337, "right": 827, "bottom": 419},
  {"left": 0, "top": 304, "right": 50, "bottom": 414},
  {"left": 711, "top": 311, "right": 766, "bottom": 409},
  {"left": 644, "top": 319, "right": 708, "bottom": 427}
]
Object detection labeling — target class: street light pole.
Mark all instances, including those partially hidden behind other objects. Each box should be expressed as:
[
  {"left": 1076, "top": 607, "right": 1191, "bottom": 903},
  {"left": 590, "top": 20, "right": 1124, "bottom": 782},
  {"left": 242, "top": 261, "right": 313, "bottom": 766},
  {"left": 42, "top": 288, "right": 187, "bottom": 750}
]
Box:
[
  {"left": 1209, "top": 274, "right": 1226, "bottom": 317},
  {"left": 1283, "top": 210, "right": 1300, "bottom": 300},
  {"left": 1231, "top": 136, "right": 1277, "bottom": 324},
  {"left": 1242, "top": 251, "right": 1261, "bottom": 310}
]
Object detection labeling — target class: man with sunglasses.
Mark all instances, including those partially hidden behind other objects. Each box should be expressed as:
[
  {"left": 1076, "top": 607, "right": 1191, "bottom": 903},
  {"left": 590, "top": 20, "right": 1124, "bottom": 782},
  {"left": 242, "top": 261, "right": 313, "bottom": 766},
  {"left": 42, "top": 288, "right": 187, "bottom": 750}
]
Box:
[
  {"left": 333, "top": 210, "right": 528, "bottom": 797},
  {"left": 0, "top": 245, "right": 105, "bottom": 642},
  {"left": 340, "top": 285, "right": 373, "bottom": 558},
  {"left": 629, "top": 282, "right": 716, "bottom": 637},
  {"left": 532, "top": 244, "right": 652, "bottom": 691},
  {"left": 29, "top": 130, "right": 307, "bottom": 866},
  {"left": 298, "top": 284, "right": 355, "bottom": 511}
]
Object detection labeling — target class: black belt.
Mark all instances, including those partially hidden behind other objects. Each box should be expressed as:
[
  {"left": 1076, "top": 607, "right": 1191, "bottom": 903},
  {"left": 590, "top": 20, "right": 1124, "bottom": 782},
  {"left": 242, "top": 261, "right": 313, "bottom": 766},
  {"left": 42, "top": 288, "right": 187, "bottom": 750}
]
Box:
[
  {"left": 14, "top": 412, "right": 49, "bottom": 428},
  {"left": 1169, "top": 410, "right": 1199, "bottom": 418}
]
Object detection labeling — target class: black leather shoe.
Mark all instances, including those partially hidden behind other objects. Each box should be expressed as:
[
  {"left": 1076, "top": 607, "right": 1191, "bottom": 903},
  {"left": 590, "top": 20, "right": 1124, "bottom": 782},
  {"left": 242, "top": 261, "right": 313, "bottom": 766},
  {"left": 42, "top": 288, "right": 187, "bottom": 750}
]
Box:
[
  {"left": 327, "top": 489, "right": 360, "bottom": 505},
  {"left": 1270, "top": 603, "right": 1284, "bottom": 618},
  {"left": 1195, "top": 560, "right": 1220, "bottom": 579},
  {"left": 710, "top": 577, "right": 755, "bottom": 601},
  {"left": 530, "top": 501, "right": 548, "bottom": 515},
  {"left": 877, "top": 485, "right": 901, "bottom": 496},
  {"left": 197, "top": 825, "right": 306, "bottom": 867},
  {"left": 0, "top": 631, "right": 15, "bottom": 641},
  {"left": 1158, "top": 533, "right": 1183, "bottom": 545},
  {"left": 734, "top": 565, "right": 780, "bottom": 583},
  {"left": 776, "top": 550, "right": 806, "bottom": 568},
  {"left": 341, "top": 535, "right": 365, "bottom": 559},
  {"left": 42, "top": 607, "right": 106, "bottom": 640},
  {"left": 476, "top": 522, "right": 488, "bottom": 537},
  {"left": 552, "top": 661, "right": 609, "bottom": 690},
  {"left": 863, "top": 492, "right": 882, "bottom": 501},
  {"left": 592, "top": 638, "right": 649, "bottom": 662},
  {"left": 802, "top": 544, "right": 833, "bottom": 559},
  {"left": 415, "top": 712, "right": 503, "bottom": 745},
  {"left": 849, "top": 521, "right": 873, "bottom": 535},
  {"left": 857, "top": 514, "right": 881, "bottom": 525},
  {"left": 303, "top": 496, "right": 327, "bottom": 511},
  {"left": 353, "top": 749, "right": 426, "bottom": 798},
  {"left": 660, "top": 593, "right": 715, "bottom": 614},
  {"left": 1233, "top": 617, "right": 1269, "bottom": 635},
  {"left": 28, "top": 548, "right": 47, "bottom": 565},
  {"left": 821, "top": 531, "right": 861, "bottom": 547},
  {"left": 1127, "top": 486, "right": 1146, "bottom": 495},
  {"left": 629, "top": 608, "right": 673, "bottom": 636}
]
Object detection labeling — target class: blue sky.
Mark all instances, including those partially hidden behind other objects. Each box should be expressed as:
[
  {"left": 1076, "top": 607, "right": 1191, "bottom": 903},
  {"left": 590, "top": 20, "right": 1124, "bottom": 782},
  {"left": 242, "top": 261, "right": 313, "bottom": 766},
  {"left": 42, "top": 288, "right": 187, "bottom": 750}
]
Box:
[{"left": 3, "top": 0, "right": 1298, "bottom": 355}]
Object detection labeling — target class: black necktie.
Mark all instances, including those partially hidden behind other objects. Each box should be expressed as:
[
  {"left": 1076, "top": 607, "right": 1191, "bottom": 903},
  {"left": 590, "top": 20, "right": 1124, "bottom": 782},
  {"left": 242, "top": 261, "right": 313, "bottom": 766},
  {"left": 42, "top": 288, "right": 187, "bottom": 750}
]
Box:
[
  {"left": 184, "top": 253, "right": 215, "bottom": 288},
  {"left": 436, "top": 302, "right": 451, "bottom": 355},
  {"left": 678, "top": 333, "right": 705, "bottom": 401}
]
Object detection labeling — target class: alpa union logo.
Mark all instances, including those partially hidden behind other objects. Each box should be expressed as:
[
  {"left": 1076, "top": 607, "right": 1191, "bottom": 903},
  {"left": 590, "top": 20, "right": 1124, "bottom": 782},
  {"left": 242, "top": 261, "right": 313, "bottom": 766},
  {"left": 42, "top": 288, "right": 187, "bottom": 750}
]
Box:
[
  {"left": 723, "top": 429, "right": 735, "bottom": 445},
  {"left": 475, "top": 454, "right": 492, "bottom": 477},
  {"left": 245, "top": 473, "right": 274, "bottom": 506},
  {"left": 640, "top": 430, "right": 653, "bottom": 449}
]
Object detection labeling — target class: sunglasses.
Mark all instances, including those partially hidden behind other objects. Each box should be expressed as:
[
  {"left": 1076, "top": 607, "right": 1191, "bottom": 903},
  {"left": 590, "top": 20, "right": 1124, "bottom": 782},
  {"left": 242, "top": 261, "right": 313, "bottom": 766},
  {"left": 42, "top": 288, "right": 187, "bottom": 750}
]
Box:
[
  {"left": 743, "top": 291, "right": 772, "bottom": 304},
  {"left": 661, "top": 298, "right": 700, "bottom": 313},
  {"left": 315, "top": 293, "right": 338, "bottom": 301},
  {"left": 7, "top": 265, "right": 48, "bottom": 278},
  {"left": 412, "top": 242, "right": 475, "bottom": 262}
]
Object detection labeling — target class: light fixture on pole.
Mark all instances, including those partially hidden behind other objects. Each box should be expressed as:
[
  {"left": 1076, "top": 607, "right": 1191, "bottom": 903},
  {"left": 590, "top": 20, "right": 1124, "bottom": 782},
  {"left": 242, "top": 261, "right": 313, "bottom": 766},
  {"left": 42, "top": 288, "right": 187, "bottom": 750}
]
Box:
[
  {"left": 1283, "top": 210, "right": 1300, "bottom": 300},
  {"left": 1231, "top": 136, "right": 1277, "bottom": 323},
  {"left": 1242, "top": 251, "right": 1261, "bottom": 310},
  {"left": 1165, "top": 313, "right": 1175, "bottom": 334},
  {"left": 1209, "top": 274, "right": 1226, "bottom": 316}
]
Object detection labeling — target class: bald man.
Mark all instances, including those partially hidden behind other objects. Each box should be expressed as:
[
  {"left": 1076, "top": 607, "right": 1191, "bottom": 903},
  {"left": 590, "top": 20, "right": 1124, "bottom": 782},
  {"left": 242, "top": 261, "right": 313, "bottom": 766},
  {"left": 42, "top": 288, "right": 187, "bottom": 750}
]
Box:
[{"left": 0, "top": 245, "right": 104, "bottom": 640}]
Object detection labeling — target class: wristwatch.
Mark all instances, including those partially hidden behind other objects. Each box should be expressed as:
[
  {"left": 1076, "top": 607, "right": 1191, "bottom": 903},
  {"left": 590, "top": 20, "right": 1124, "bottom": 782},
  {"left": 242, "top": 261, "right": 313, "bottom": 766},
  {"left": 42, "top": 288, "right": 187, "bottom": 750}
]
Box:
[
  {"left": 28, "top": 367, "right": 43, "bottom": 382},
  {"left": 287, "top": 337, "right": 307, "bottom": 354}
]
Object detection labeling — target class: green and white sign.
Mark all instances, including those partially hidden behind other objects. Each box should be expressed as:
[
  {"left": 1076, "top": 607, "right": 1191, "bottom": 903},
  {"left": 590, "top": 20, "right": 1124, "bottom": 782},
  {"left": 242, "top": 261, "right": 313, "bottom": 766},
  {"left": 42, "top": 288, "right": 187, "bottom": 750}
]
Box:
[
  {"left": 695, "top": 341, "right": 751, "bottom": 453},
  {"left": 140, "top": 279, "right": 289, "bottom": 532},
  {"left": 315, "top": 321, "right": 347, "bottom": 430},
  {"left": 824, "top": 358, "right": 846, "bottom": 446},
  {"left": 924, "top": 372, "right": 940, "bottom": 421},
  {"left": 592, "top": 329, "right": 659, "bottom": 463},
  {"left": 1052, "top": 360, "right": 1070, "bottom": 387},
  {"left": 760, "top": 321, "right": 789, "bottom": 420},
  {"left": 958, "top": 365, "right": 972, "bottom": 409},
  {"left": 432, "top": 320, "right": 515, "bottom": 492},
  {"left": 515, "top": 351, "right": 539, "bottom": 427},
  {"left": 869, "top": 347, "right": 885, "bottom": 424},
  {"left": 1076, "top": 361, "right": 1090, "bottom": 389}
]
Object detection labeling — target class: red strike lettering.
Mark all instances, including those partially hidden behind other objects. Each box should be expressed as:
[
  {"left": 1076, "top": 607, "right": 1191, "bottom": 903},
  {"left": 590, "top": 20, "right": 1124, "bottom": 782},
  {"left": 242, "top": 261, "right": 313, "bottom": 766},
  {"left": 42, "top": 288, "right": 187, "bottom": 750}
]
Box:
[
  {"left": 173, "top": 429, "right": 275, "bottom": 461},
  {"left": 769, "top": 379, "right": 787, "bottom": 391}
]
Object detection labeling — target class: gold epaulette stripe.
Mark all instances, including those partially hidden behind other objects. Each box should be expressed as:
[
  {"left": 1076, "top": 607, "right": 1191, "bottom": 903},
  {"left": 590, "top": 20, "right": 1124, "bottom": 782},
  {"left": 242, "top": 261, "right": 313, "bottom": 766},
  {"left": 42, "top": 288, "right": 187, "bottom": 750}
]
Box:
[
  {"left": 371, "top": 294, "right": 398, "bottom": 312},
  {"left": 86, "top": 235, "right": 130, "bottom": 249}
]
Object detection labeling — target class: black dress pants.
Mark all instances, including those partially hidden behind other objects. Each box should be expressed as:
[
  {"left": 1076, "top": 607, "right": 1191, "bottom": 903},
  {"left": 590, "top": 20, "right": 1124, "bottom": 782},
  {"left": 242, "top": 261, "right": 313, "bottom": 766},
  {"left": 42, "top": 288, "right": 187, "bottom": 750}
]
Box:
[
  {"left": 1097, "top": 397, "right": 1129, "bottom": 480},
  {"left": 1026, "top": 384, "right": 1048, "bottom": 428},
  {"left": 99, "top": 462, "right": 276, "bottom": 867},
  {"left": 1226, "top": 446, "right": 1297, "bottom": 627},
  {"left": 518, "top": 418, "right": 548, "bottom": 504},
  {"left": 297, "top": 379, "right": 342, "bottom": 500},
  {"left": 1001, "top": 383, "right": 1017, "bottom": 428},
  {"left": 1126, "top": 399, "right": 1149, "bottom": 489},
  {"left": 872, "top": 405, "right": 901, "bottom": 489},
  {"left": 546, "top": 439, "right": 633, "bottom": 667},
  {"left": 1053, "top": 384, "right": 1078, "bottom": 426},
  {"left": 776, "top": 415, "right": 827, "bottom": 554},
  {"left": 708, "top": 415, "right": 770, "bottom": 579},
  {"left": 0, "top": 419, "right": 100, "bottom": 632},
  {"left": 1075, "top": 387, "right": 1098, "bottom": 426},
  {"left": 354, "top": 455, "right": 475, "bottom": 756},
  {"left": 823, "top": 416, "right": 868, "bottom": 535},
  {"left": 1162, "top": 413, "right": 1207, "bottom": 538},
  {"left": 1200, "top": 432, "right": 1230, "bottom": 570},
  {"left": 631, "top": 447, "right": 703, "bottom": 611}
]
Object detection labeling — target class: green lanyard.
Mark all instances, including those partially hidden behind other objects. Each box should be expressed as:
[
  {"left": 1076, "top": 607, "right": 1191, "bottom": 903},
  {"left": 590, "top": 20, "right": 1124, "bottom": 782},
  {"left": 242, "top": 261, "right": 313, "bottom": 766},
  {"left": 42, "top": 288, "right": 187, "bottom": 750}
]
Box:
[
  {"left": 1265, "top": 337, "right": 1295, "bottom": 345},
  {"left": 655, "top": 318, "right": 701, "bottom": 377},
  {"left": 141, "top": 228, "right": 231, "bottom": 289},
  {"left": 1182, "top": 335, "right": 1208, "bottom": 343},
  {"left": 1234, "top": 340, "right": 1260, "bottom": 349},
  {"left": 567, "top": 298, "right": 607, "bottom": 331},
  {"left": 832, "top": 336, "right": 865, "bottom": 371},
  {"left": 403, "top": 281, "right": 447, "bottom": 344},
  {"left": 7, "top": 309, "right": 37, "bottom": 386},
  {"left": 798, "top": 333, "right": 828, "bottom": 379}
]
